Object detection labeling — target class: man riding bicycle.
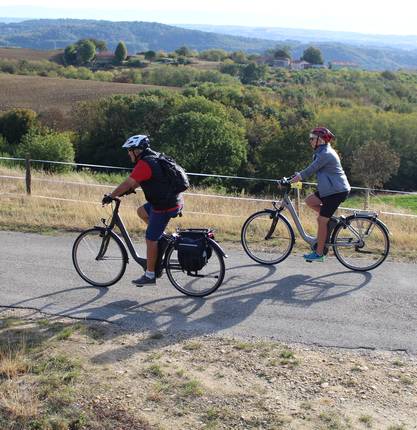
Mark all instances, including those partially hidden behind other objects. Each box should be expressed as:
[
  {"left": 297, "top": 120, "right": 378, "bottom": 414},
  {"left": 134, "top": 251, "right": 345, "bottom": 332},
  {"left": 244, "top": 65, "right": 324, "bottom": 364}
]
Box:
[
  {"left": 291, "top": 127, "right": 351, "bottom": 262},
  {"left": 102, "top": 135, "right": 183, "bottom": 286}
]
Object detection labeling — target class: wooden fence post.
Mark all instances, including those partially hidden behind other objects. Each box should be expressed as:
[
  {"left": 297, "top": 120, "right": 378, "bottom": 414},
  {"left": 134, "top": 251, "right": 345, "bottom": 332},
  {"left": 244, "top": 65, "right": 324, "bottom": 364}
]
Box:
[
  {"left": 295, "top": 188, "right": 301, "bottom": 217},
  {"left": 25, "top": 156, "right": 31, "bottom": 195},
  {"left": 364, "top": 188, "right": 370, "bottom": 210}
]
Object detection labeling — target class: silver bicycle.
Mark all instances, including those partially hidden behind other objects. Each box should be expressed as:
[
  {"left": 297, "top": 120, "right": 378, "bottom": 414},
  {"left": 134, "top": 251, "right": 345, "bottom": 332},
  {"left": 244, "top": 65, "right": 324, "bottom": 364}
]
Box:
[{"left": 241, "top": 178, "right": 390, "bottom": 271}]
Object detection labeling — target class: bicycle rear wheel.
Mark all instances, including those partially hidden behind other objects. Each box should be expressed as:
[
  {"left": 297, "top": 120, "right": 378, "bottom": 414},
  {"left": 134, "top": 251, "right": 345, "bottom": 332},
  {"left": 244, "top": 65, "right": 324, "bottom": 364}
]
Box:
[
  {"left": 332, "top": 217, "right": 390, "bottom": 271},
  {"left": 241, "top": 210, "right": 294, "bottom": 265},
  {"left": 165, "top": 241, "right": 225, "bottom": 297},
  {"left": 72, "top": 228, "right": 127, "bottom": 287}
]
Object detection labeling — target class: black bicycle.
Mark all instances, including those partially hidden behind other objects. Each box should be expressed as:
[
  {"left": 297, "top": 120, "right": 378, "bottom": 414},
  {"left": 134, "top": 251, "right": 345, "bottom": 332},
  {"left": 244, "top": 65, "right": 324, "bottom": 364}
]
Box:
[{"left": 72, "top": 196, "right": 227, "bottom": 297}]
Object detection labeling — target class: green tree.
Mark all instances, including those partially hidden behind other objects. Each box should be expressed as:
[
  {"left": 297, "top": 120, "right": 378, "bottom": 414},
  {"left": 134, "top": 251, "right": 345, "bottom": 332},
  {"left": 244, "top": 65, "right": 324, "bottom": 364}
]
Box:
[
  {"left": 239, "top": 63, "right": 267, "bottom": 85},
  {"left": 273, "top": 47, "right": 291, "bottom": 60},
  {"left": 175, "top": 46, "right": 191, "bottom": 57},
  {"left": 220, "top": 62, "right": 242, "bottom": 77},
  {"left": 63, "top": 44, "right": 77, "bottom": 65},
  {"left": 351, "top": 141, "right": 400, "bottom": 188},
  {"left": 114, "top": 41, "right": 128, "bottom": 64},
  {"left": 17, "top": 130, "right": 75, "bottom": 172},
  {"left": 0, "top": 108, "right": 39, "bottom": 147},
  {"left": 77, "top": 39, "right": 96, "bottom": 65},
  {"left": 72, "top": 91, "right": 184, "bottom": 165},
  {"left": 230, "top": 51, "right": 247, "bottom": 64},
  {"left": 258, "top": 121, "right": 314, "bottom": 179},
  {"left": 144, "top": 50, "right": 156, "bottom": 61},
  {"left": 301, "top": 46, "right": 324, "bottom": 65},
  {"left": 159, "top": 111, "right": 247, "bottom": 175},
  {"left": 90, "top": 38, "right": 107, "bottom": 52},
  {"left": 381, "top": 70, "right": 397, "bottom": 80}
]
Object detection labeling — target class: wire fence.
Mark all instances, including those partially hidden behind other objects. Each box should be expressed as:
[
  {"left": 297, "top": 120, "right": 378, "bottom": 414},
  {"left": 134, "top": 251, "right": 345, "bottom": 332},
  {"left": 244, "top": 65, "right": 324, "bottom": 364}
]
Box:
[{"left": 1, "top": 156, "right": 417, "bottom": 220}]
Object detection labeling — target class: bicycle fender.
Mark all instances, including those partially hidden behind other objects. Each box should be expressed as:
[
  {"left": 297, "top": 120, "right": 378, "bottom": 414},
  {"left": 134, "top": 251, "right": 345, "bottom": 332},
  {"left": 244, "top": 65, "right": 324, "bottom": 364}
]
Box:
[
  {"left": 343, "top": 215, "right": 391, "bottom": 236},
  {"left": 263, "top": 208, "right": 284, "bottom": 216},
  {"left": 207, "top": 237, "right": 228, "bottom": 258}
]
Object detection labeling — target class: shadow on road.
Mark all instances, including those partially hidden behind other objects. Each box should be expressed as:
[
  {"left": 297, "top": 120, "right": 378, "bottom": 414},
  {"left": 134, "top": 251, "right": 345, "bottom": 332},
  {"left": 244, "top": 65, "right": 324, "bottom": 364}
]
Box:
[{"left": 3, "top": 263, "right": 373, "bottom": 364}]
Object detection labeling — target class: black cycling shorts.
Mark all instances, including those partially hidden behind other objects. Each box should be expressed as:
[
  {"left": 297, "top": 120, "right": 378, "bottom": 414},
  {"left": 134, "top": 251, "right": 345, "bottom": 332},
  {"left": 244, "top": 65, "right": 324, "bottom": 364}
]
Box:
[{"left": 314, "top": 191, "right": 349, "bottom": 218}]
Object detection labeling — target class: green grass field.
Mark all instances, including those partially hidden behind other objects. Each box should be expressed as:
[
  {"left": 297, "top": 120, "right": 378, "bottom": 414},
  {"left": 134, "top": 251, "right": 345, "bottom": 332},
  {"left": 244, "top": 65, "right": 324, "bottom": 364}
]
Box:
[{"left": 345, "top": 194, "right": 417, "bottom": 214}]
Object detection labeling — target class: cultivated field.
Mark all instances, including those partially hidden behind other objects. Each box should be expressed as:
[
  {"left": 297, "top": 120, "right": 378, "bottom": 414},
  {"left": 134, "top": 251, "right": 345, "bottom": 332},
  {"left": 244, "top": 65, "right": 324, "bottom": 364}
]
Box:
[
  {"left": 0, "top": 47, "right": 62, "bottom": 61},
  {"left": 0, "top": 73, "right": 177, "bottom": 113}
]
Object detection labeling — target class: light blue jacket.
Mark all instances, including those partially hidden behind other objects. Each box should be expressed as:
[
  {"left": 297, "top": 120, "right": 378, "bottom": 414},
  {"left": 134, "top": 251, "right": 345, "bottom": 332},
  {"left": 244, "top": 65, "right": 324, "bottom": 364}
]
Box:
[{"left": 299, "top": 144, "right": 351, "bottom": 198}]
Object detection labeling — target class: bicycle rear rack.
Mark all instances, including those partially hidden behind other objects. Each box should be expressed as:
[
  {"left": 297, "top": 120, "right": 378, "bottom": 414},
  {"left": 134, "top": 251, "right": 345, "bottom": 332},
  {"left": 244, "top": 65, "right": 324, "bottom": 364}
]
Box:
[{"left": 352, "top": 210, "right": 379, "bottom": 217}]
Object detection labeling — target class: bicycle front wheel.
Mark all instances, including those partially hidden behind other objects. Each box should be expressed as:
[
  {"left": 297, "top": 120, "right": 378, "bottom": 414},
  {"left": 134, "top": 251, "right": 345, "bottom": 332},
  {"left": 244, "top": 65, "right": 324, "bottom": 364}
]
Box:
[
  {"left": 72, "top": 228, "right": 128, "bottom": 287},
  {"left": 165, "top": 241, "right": 225, "bottom": 297},
  {"left": 332, "top": 217, "right": 390, "bottom": 271},
  {"left": 241, "top": 210, "right": 294, "bottom": 265}
]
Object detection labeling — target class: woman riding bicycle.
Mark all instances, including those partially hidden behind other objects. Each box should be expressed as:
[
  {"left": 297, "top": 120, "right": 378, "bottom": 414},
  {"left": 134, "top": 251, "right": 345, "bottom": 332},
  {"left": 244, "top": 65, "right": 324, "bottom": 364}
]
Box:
[{"left": 291, "top": 127, "right": 351, "bottom": 262}]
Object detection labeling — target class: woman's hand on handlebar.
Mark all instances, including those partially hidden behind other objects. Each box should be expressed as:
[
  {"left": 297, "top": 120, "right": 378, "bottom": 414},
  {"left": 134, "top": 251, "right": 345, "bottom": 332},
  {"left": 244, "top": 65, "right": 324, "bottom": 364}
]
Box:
[{"left": 290, "top": 174, "right": 302, "bottom": 183}]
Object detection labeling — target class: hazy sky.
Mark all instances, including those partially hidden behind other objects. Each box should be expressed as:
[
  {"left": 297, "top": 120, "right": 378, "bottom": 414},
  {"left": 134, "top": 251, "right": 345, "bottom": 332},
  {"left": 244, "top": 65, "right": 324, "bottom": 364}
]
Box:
[{"left": 1, "top": 0, "right": 416, "bottom": 36}]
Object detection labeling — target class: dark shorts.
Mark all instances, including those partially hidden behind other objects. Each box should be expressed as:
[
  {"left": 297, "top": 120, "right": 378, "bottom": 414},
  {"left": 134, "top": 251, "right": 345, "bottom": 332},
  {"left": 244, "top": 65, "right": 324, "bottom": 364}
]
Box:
[
  {"left": 314, "top": 191, "right": 349, "bottom": 218},
  {"left": 143, "top": 202, "right": 182, "bottom": 241}
]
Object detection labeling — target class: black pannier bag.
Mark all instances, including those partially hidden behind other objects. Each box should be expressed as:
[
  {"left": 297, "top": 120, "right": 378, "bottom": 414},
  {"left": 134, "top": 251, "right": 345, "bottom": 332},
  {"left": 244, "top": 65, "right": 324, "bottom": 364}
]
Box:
[{"left": 176, "top": 231, "right": 212, "bottom": 272}]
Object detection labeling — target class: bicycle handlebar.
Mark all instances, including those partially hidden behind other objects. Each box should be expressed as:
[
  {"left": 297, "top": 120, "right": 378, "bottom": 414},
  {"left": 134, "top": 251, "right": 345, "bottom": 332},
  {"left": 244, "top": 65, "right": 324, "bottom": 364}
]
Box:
[{"left": 102, "top": 189, "right": 136, "bottom": 206}]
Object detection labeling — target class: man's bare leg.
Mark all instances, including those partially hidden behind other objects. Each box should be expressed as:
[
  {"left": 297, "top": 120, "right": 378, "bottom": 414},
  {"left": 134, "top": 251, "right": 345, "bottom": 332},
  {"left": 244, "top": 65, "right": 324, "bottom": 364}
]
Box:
[{"left": 146, "top": 239, "right": 158, "bottom": 272}]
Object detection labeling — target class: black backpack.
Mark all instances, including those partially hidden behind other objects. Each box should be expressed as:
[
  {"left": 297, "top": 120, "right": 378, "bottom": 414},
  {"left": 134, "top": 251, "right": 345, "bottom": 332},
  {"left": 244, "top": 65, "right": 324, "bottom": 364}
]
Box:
[
  {"left": 176, "top": 231, "right": 212, "bottom": 272},
  {"left": 157, "top": 153, "right": 189, "bottom": 194}
]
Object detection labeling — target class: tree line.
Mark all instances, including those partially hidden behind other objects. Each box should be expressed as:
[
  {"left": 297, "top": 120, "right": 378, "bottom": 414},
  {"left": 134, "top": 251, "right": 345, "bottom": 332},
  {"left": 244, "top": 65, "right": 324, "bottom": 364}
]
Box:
[{"left": 1, "top": 80, "right": 416, "bottom": 191}]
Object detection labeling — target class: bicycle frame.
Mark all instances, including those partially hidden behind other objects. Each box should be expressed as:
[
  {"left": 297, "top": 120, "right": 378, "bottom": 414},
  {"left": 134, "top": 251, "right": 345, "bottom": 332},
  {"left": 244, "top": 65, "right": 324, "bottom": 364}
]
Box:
[
  {"left": 274, "top": 192, "right": 316, "bottom": 246},
  {"left": 98, "top": 198, "right": 147, "bottom": 270}
]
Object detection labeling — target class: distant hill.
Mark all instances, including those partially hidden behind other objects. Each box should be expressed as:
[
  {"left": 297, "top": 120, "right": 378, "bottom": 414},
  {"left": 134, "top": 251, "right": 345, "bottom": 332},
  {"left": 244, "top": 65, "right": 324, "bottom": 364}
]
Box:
[
  {"left": 180, "top": 24, "right": 417, "bottom": 50},
  {"left": 0, "top": 19, "right": 276, "bottom": 53},
  {"left": 0, "top": 19, "right": 417, "bottom": 70}
]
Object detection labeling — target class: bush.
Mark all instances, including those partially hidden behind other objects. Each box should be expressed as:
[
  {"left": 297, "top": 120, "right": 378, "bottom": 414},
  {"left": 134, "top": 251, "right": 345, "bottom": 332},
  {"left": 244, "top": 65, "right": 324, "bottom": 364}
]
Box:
[
  {"left": 16, "top": 130, "right": 75, "bottom": 172},
  {"left": 0, "top": 134, "right": 11, "bottom": 155},
  {"left": 93, "top": 70, "right": 114, "bottom": 82},
  {"left": 112, "top": 70, "right": 141, "bottom": 84},
  {"left": 0, "top": 60, "right": 17, "bottom": 74},
  {"left": 0, "top": 108, "right": 39, "bottom": 147},
  {"left": 76, "top": 67, "right": 94, "bottom": 80},
  {"left": 199, "top": 49, "right": 228, "bottom": 62}
]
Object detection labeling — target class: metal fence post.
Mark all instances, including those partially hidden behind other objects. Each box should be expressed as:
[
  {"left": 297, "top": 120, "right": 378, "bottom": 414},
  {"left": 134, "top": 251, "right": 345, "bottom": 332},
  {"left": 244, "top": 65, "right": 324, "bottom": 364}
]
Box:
[{"left": 25, "top": 156, "right": 31, "bottom": 195}]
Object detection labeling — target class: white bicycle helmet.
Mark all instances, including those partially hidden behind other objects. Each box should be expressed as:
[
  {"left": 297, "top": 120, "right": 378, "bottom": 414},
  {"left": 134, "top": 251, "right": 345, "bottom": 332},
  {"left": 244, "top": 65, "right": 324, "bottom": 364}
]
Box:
[{"left": 122, "top": 134, "right": 150, "bottom": 150}]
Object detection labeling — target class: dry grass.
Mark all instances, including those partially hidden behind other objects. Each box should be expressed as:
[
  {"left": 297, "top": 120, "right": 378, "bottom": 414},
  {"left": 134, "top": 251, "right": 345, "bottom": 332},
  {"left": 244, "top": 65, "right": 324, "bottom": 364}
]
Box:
[
  {"left": 0, "top": 310, "right": 416, "bottom": 429},
  {"left": 0, "top": 381, "right": 40, "bottom": 420},
  {"left": 0, "top": 165, "right": 416, "bottom": 260},
  {"left": 0, "top": 73, "right": 178, "bottom": 113}
]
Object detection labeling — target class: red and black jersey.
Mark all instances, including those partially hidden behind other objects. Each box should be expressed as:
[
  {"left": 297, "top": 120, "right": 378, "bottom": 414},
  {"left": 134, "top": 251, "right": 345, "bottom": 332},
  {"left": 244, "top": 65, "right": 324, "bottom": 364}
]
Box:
[{"left": 130, "top": 149, "right": 181, "bottom": 210}]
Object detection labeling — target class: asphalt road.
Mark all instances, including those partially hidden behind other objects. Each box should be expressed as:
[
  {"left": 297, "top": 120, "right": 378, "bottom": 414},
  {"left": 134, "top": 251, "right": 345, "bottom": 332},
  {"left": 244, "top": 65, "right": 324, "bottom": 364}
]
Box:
[{"left": 1, "top": 231, "right": 416, "bottom": 353}]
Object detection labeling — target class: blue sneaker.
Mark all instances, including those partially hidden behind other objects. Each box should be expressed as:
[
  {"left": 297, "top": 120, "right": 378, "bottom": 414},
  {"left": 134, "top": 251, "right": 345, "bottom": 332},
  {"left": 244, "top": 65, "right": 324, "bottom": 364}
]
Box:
[{"left": 304, "top": 251, "right": 325, "bottom": 262}]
